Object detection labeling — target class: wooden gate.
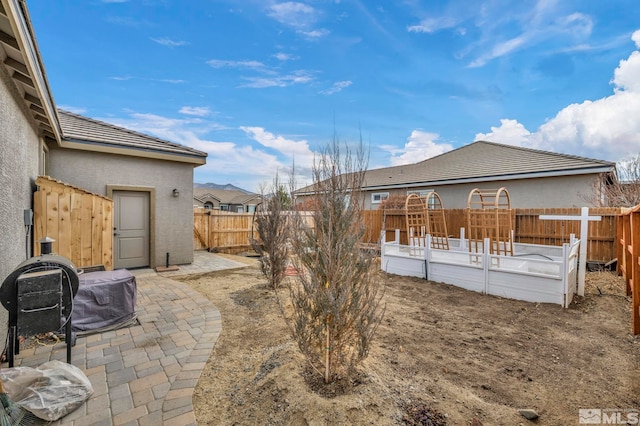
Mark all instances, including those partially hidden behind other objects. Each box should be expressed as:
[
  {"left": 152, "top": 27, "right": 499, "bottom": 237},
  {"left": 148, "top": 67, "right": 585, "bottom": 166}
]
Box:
[
  {"left": 34, "top": 176, "right": 113, "bottom": 269},
  {"left": 193, "top": 209, "right": 257, "bottom": 253}
]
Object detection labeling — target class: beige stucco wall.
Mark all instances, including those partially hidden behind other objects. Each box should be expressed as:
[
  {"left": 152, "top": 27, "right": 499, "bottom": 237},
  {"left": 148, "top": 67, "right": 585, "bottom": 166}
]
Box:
[
  {"left": 47, "top": 147, "right": 196, "bottom": 267},
  {"left": 0, "top": 63, "right": 43, "bottom": 346},
  {"left": 362, "top": 174, "right": 601, "bottom": 210}
]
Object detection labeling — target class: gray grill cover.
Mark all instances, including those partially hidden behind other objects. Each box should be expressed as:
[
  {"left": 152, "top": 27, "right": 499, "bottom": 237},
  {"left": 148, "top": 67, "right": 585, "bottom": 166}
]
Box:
[{"left": 73, "top": 269, "right": 136, "bottom": 332}]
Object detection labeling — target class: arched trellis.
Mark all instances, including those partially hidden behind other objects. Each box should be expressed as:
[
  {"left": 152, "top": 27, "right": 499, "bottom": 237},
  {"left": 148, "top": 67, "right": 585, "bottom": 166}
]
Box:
[
  {"left": 466, "top": 188, "right": 513, "bottom": 256},
  {"left": 405, "top": 192, "right": 449, "bottom": 253}
]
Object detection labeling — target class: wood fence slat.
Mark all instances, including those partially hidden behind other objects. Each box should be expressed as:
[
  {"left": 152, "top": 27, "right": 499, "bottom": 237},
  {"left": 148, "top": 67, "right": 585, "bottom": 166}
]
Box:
[
  {"left": 34, "top": 177, "right": 113, "bottom": 269},
  {"left": 70, "top": 193, "right": 82, "bottom": 265},
  {"left": 46, "top": 190, "right": 59, "bottom": 254},
  {"left": 102, "top": 199, "right": 113, "bottom": 270},
  {"left": 81, "top": 194, "right": 93, "bottom": 266},
  {"left": 91, "top": 196, "right": 102, "bottom": 266},
  {"left": 58, "top": 192, "right": 71, "bottom": 259}
]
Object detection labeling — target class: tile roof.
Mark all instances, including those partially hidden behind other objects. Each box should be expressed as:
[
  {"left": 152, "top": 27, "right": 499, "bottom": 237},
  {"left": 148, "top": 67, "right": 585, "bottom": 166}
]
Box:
[
  {"left": 362, "top": 141, "right": 615, "bottom": 189},
  {"left": 193, "top": 188, "right": 260, "bottom": 204},
  {"left": 58, "top": 110, "right": 207, "bottom": 162}
]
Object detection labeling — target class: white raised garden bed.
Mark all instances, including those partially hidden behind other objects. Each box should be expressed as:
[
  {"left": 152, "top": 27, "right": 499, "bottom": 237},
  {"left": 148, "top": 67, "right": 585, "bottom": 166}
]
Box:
[{"left": 381, "top": 230, "right": 580, "bottom": 307}]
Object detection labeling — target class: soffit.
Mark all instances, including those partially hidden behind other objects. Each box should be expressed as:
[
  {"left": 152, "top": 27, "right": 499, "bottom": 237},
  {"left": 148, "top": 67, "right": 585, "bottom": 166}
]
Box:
[{"left": 0, "top": 0, "right": 61, "bottom": 142}]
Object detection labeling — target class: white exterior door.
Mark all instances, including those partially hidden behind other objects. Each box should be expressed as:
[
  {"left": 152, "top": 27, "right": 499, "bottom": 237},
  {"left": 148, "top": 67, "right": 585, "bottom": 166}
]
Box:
[{"left": 113, "top": 191, "right": 150, "bottom": 269}]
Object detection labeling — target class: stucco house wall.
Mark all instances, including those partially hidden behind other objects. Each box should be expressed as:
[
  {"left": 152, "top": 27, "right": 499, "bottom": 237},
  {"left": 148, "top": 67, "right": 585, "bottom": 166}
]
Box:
[
  {"left": 47, "top": 146, "right": 196, "bottom": 267},
  {"left": 364, "top": 174, "right": 599, "bottom": 210},
  {"left": 0, "top": 60, "right": 42, "bottom": 351}
]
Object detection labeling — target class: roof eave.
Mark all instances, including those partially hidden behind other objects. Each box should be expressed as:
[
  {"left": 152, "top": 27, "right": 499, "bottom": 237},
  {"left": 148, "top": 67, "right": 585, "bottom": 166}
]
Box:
[
  {"left": 2, "top": 0, "right": 62, "bottom": 143},
  {"left": 362, "top": 166, "right": 616, "bottom": 191},
  {"left": 60, "top": 138, "right": 207, "bottom": 166}
]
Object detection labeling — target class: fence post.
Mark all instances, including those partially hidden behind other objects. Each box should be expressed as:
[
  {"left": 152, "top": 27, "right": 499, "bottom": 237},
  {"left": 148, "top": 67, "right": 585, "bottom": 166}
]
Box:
[{"left": 483, "top": 237, "right": 490, "bottom": 294}]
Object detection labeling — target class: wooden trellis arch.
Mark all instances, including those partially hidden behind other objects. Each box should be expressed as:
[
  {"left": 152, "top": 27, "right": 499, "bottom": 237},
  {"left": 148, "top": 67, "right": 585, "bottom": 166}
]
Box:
[
  {"left": 405, "top": 192, "right": 449, "bottom": 252},
  {"left": 467, "top": 188, "right": 513, "bottom": 256}
]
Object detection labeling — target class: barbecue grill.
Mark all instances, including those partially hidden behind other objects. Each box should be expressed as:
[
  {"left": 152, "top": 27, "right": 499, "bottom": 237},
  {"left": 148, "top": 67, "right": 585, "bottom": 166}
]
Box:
[{"left": 0, "top": 239, "right": 79, "bottom": 367}]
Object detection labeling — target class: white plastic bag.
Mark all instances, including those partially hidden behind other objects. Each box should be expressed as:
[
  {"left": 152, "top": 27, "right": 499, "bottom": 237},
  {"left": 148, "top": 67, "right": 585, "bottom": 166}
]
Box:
[{"left": 0, "top": 360, "right": 93, "bottom": 421}]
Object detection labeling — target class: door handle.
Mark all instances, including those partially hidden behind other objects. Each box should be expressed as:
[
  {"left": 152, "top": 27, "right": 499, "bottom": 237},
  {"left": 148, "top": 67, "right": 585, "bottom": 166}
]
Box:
[{"left": 114, "top": 231, "right": 120, "bottom": 236}]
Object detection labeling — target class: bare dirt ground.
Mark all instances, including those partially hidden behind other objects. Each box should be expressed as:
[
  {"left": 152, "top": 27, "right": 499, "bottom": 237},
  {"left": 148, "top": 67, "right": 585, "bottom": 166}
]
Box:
[{"left": 176, "top": 255, "right": 640, "bottom": 425}]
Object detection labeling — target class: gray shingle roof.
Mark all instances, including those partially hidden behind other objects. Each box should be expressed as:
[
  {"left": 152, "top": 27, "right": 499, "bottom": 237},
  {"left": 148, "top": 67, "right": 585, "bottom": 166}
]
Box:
[
  {"left": 362, "top": 141, "right": 615, "bottom": 189},
  {"left": 58, "top": 110, "right": 207, "bottom": 162}
]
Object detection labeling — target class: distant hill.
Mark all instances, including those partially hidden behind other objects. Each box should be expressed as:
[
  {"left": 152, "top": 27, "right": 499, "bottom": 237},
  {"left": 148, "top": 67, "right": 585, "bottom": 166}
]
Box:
[{"left": 194, "top": 182, "right": 253, "bottom": 194}]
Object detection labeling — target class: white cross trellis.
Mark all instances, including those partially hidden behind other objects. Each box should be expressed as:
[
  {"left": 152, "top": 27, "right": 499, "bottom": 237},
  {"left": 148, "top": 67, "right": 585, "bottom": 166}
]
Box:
[{"left": 539, "top": 207, "right": 601, "bottom": 297}]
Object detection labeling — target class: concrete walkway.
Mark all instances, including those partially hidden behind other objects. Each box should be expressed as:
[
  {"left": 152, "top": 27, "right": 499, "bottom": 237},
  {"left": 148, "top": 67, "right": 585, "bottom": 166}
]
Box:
[{"left": 8, "top": 251, "right": 247, "bottom": 425}]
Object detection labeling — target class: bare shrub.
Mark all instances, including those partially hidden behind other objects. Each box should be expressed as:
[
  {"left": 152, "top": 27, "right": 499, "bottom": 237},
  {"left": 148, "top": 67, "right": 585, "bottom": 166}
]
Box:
[
  {"left": 379, "top": 194, "right": 407, "bottom": 210},
  {"left": 583, "top": 156, "right": 640, "bottom": 207},
  {"left": 288, "top": 138, "right": 385, "bottom": 384},
  {"left": 251, "top": 176, "right": 289, "bottom": 290}
]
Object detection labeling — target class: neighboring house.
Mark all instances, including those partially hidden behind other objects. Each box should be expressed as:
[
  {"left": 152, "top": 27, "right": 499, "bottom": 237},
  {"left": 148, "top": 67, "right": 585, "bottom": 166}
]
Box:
[
  {"left": 51, "top": 111, "right": 207, "bottom": 269},
  {"left": 0, "top": 0, "right": 207, "bottom": 284},
  {"left": 193, "top": 188, "right": 261, "bottom": 213},
  {"left": 297, "top": 141, "right": 617, "bottom": 210}
]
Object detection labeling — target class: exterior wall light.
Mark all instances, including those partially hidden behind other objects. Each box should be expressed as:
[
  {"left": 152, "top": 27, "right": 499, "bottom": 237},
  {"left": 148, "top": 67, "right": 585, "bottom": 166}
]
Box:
[{"left": 172, "top": 188, "right": 179, "bottom": 197}]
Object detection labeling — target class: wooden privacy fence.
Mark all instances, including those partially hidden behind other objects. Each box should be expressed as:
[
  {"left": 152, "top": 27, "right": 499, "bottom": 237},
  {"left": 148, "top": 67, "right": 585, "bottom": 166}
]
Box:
[
  {"left": 617, "top": 206, "right": 640, "bottom": 335},
  {"left": 194, "top": 209, "right": 256, "bottom": 253},
  {"left": 194, "top": 209, "right": 315, "bottom": 253},
  {"left": 34, "top": 176, "right": 113, "bottom": 269},
  {"left": 364, "top": 207, "right": 621, "bottom": 262}
]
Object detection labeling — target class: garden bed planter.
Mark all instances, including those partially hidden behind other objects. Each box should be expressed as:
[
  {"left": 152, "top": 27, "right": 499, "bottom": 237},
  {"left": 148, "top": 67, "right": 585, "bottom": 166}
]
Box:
[{"left": 381, "top": 231, "right": 580, "bottom": 307}]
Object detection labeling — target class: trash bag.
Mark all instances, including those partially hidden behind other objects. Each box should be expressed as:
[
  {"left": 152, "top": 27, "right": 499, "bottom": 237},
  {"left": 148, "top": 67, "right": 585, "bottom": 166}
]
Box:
[{"left": 0, "top": 360, "right": 93, "bottom": 421}]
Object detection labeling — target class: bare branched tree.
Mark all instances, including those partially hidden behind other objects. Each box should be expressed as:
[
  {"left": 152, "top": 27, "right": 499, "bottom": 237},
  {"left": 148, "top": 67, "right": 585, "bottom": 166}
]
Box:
[
  {"left": 583, "top": 157, "right": 640, "bottom": 207},
  {"left": 378, "top": 194, "right": 407, "bottom": 210},
  {"left": 288, "top": 138, "right": 385, "bottom": 384},
  {"left": 251, "top": 174, "right": 290, "bottom": 290}
]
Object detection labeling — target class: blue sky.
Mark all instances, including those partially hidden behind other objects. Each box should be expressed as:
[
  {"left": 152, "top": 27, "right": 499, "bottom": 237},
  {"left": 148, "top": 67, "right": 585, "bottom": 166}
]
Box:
[{"left": 28, "top": 0, "right": 640, "bottom": 192}]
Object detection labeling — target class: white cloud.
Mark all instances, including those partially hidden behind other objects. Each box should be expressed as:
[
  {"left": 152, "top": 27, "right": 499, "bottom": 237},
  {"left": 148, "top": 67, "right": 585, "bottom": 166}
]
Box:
[
  {"left": 469, "top": 36, "right": 526, "bottom": 68},
  {"left": 612, "top": 52, "right": 640, "bottom": 92},
  {"left": 267, "top": 2, "right": 328, "bottom": 39},
  {"left": 206, "top": 59, "right": 267, "bottom": 70},
  {"left": 273, "top": 52, "right": 297, "bottom": 61},
  {"left": 154, "top": 78, "right": 185, "bottom": 84},
  {"left": 151, "top": 37, "right": 187, "bottom": 47},
  {"left": 407, "top": 17, "right": 458, "bottom": 34},
  {"left": 58, "top": 105, "right": 87, "bottom": 114},
  {"left": 179, "top": 106, "right": 211, "bottom": 117},
  {"left": 633, "top": 29, "right": 640, "bottom": 47},
  {"left": 97, "top": 112, "right": 290, "bottom": 191},
  {"left": 320, "top": 80, "right": 352, "bottom": 95},
  {"left": 557, "top": 13, "right": 593, "bottom": 39},
  {"left": 240, "top": 126, "right": 314, "bottom": 163},
  {"left": 410, "top": 2, "right": 595, "bottom": 68},
  {"left": 108, "top": 76, "right": 184, "bottom": 84},
  {"left": 383, "top": 131, "right": 454, "bottom": 166},
  {"left": 239, "top": 70, "right": 314, "bottom": 88},
  {"left": 475, "top": 119, "right": 531, "bottom": 146},
  {"left": 299, "top": 29, "right": 330, "bottom": 39},
  {"left": 268, "top": 2, "right": 317, "bottom": 29},
  {"left": 476, "top": 30, "right": 640, "bottom": 161}
]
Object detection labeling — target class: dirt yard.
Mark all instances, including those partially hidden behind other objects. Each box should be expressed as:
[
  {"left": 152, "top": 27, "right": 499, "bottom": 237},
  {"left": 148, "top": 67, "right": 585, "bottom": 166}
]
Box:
[{"left": 176, "top": 255, "right": 639, "bottom": 425}]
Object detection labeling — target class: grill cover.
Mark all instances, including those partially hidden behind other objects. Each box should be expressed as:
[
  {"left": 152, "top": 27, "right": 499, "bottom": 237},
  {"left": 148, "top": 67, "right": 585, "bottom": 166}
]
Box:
[{"left": 73, "top": 269, "right": 136, "bottom": 332}]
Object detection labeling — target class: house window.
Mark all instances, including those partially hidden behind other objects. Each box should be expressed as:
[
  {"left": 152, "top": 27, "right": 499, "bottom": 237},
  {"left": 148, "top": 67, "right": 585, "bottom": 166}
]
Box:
[
  {"left": 204, "top": 202, "right": 213, "bottom": 210},
  {"left": 408, "top": 189, "right": 436, "bottom": 208},
  {"left": 371, "top": 192, "right": 389, "bottom": 204},
  {"left": 237, "top": 206, "right": 244, "bottom": 213},
  {"left": 220, "top": 205, "right": 229, "bottom": 211}
]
